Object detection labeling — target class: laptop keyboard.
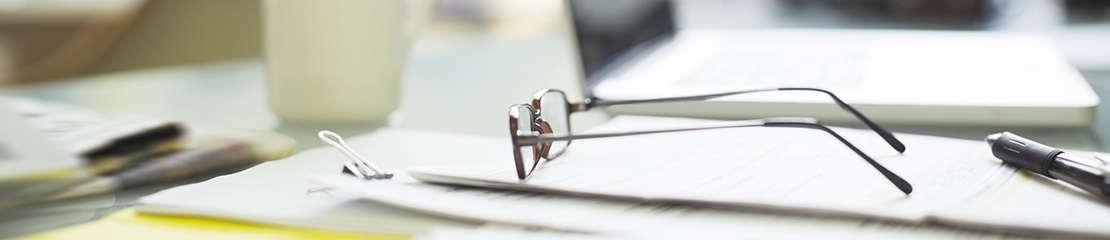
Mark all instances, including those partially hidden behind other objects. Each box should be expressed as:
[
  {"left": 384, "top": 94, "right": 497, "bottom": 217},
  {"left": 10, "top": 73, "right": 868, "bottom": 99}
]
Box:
[{"left": 677, "top": 36, "right": 870, "bottom": 88}]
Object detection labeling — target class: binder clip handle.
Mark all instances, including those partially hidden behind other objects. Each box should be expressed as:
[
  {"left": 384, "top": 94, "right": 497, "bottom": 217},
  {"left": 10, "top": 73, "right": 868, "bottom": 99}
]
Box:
[{"left": 318, "top": 130, "right": 393, "bottom": 180}]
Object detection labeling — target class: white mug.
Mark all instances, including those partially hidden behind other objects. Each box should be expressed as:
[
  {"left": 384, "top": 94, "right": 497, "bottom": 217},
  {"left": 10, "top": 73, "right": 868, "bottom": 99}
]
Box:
[{"left": 263, "top": 0, "right": 435, "bottom": 124}]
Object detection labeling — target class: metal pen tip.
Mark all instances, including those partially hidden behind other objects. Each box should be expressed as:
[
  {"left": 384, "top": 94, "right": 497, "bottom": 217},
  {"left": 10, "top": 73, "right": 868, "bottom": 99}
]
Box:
[{"left": 985, "top": 133, "right": 1001, "bottom": 147}]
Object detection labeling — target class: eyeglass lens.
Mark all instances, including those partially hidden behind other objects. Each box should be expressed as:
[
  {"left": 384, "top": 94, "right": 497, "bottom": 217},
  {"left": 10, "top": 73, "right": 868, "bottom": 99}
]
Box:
[
  {"left": 514, "top": 105, "right": 540, "bottom": 178},
  {"left": 537, "top": 91, "right": 570, "bottom": 159}
]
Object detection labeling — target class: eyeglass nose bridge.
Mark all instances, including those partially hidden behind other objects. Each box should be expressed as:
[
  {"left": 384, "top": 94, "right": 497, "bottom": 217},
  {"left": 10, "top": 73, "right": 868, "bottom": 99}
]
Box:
[{"left": 534, "top": 118, "right": 555, "bottom": 160}]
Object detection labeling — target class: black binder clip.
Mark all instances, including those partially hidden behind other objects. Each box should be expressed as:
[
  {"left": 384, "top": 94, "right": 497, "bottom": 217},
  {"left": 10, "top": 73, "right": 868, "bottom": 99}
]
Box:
[{"left": 318, "top": 130, "right": 393, "bottom": 180}]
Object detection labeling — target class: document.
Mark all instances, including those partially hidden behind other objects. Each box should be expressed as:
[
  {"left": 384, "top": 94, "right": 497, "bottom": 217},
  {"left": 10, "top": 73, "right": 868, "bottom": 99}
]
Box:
[
  {"left": 398, "top": 116, "right": 1110, "bottom": 237},
  {"left": 416, "top": 226, "right": 635, "bottom": 240},
  {"left": 0, "top": 100, "right": 88, "bottom": 210},
  {"left": 931, "top": 168, "right": 1110, "bottom": 236},
  {"left": 2, "top": 96, "right": 182, "bottom": 159},
  {"left": 137, "top": 129, "right": 495, "bottom": 235},
  {"left": 313, "top": 173, "right": 1045, "bottom": 240}
]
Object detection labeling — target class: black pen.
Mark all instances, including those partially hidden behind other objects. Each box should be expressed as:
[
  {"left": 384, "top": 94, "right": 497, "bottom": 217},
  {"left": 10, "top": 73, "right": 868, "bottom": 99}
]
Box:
[{"left": 986, "top": 132, "right": 1110, "bottom": 198}]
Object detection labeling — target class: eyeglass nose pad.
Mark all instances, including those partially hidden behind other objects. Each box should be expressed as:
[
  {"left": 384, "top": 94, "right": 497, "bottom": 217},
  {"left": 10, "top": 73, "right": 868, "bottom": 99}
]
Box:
[{"left": 534, "top": 118, "right": 555, "bottom": 159}]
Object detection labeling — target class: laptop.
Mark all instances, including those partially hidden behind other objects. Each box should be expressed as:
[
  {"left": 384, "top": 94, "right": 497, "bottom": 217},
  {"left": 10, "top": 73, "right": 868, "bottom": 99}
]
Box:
[{"left": 565, "top": 0, "right": 1099, "bottom": 127}]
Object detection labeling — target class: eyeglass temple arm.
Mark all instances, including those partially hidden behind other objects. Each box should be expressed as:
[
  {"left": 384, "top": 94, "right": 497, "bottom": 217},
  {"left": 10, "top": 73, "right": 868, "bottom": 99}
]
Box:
[
  {"left": 581, "top": 87, "right": 905, "bottom": 153},
  {"left": 518, "top": 118, "right": 912, "bottom": 194},
  {"left": 764, "top": 119, "right": 912, "bottom": 194}
]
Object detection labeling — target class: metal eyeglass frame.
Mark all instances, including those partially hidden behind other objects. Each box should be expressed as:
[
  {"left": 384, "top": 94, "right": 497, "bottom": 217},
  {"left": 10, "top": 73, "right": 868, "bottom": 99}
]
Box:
[{"left": 508, "top": 88, "right": 912, "bottom": 194}]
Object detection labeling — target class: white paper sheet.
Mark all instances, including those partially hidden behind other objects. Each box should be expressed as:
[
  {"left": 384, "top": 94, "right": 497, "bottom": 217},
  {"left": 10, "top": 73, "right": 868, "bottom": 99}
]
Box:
[
  {"left": 137, "top": 128, "right": 499, "bottom": 235},
  {"left": 0, "top": 99, "right": 84, "bottom": 181},
  {"left": 931, "top": 161, "right": 1110, "bottom": 237},
  {"left": 416, "top": 226, "right": 633, "bottom": 240},
  {"left": 407, "top": 116, "right": 1006, "bottom": 220},
  {"left": 403, "top": 116, "right": 1110, "bottom": 237},
  {"left": 314, "top": 173, "right": 1047, "bottom": 240}
]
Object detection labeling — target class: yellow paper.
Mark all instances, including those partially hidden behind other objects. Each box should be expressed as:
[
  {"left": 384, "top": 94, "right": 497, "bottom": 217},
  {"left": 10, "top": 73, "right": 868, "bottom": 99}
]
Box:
[{"left": 19, "top": 208, "right": 407, "bottom": 240}]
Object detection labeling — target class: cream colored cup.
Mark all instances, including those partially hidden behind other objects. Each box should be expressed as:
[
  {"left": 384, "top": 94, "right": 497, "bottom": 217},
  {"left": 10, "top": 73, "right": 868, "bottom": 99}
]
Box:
[{"left": 264, "top": 0, "right": 433, "bottom": 124}]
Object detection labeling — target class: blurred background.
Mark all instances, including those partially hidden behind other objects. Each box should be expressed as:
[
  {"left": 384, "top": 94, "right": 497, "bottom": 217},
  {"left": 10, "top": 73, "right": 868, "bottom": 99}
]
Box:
[
  {"left": 0, "top": 0, "right": 1107, "bottom": 86},
  {"left": 1, "top": 1, "right": 1109, "bottom": 237}
]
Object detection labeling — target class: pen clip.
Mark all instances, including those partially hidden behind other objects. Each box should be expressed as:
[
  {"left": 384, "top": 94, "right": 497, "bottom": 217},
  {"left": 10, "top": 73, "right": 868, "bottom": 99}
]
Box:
[{"left": 318, "top": 130, "right": 393, "bottom": 180}]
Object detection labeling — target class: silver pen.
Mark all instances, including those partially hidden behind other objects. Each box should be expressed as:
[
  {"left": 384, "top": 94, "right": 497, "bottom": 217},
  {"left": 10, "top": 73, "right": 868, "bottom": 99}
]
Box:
[{"left": 986, "top": 132, "right": 1110, "bottom": 198}]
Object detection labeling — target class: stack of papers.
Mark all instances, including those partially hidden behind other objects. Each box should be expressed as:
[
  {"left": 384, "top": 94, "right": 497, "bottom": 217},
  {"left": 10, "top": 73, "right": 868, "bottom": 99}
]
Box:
[
  {"left": 136, "top": 115, "right": 1110, "bottom": 239},
  {"left": 316, "top": 173, "right": 1040, "bottom": 240},
  {"left": 21, "top": 208, "right": 404, "bottom": 240},
  {"left": 3, "top": 97, "right": 182, "bottom": 166},
  {"left": 321, "top": 116, "right": 1110, "bottom": 239},
  {"left": 0, "top": 99, "right": 89, "bottom": 210},
  {"left": 136, "top": 129, "right": 496, "bottom": 235}
]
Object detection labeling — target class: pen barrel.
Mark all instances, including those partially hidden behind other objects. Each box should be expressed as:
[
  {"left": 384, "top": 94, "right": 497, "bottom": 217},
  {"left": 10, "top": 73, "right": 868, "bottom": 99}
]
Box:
[
  {"left": 114, "top": 141, "right": 257, "bottom": 188},
  {"left": 1047, "top": 153, "right": 1110, "bottom": 198},
  {"left": 1048, "top": 167, "right": 1109, "bottom": 197},
  {"left": 990, "top": 132, "right": 1061, "bottom": 176}
]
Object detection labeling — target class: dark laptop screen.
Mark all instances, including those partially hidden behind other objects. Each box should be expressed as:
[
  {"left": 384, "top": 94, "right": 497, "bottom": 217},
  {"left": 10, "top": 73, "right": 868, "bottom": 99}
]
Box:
[{"left": 568, "top": 0, "right": 675, "bottom": 87}]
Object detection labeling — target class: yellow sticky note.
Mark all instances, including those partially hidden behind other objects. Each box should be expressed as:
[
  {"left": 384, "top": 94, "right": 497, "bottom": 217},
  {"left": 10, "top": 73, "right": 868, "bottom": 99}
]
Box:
[{"left": 19, "top": 208, "right": 407, "bottom": 240}]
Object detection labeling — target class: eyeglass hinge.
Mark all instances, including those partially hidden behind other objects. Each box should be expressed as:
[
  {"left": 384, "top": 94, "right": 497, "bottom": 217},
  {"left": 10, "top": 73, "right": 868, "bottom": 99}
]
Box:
[{"left": 572, "top": 101, "right": 591, "bottom": 112}]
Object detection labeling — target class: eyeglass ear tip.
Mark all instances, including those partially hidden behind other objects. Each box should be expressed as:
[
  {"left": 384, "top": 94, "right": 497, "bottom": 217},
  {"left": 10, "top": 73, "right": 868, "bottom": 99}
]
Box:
[{"left": 896, "top": 181, "right": 913, "bottom": 194}]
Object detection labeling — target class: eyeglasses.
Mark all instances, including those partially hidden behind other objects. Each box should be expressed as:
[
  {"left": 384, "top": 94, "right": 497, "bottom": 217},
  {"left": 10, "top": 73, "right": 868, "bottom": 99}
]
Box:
[{"left": 508, "top": 88, "right": 912, "bottom": 194}]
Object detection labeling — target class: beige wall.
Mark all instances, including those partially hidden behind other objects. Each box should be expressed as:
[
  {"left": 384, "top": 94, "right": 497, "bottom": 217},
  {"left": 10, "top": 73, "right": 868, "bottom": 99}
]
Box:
[{"left": 89, "top": 0, "right": 261, "bottom": 74}]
